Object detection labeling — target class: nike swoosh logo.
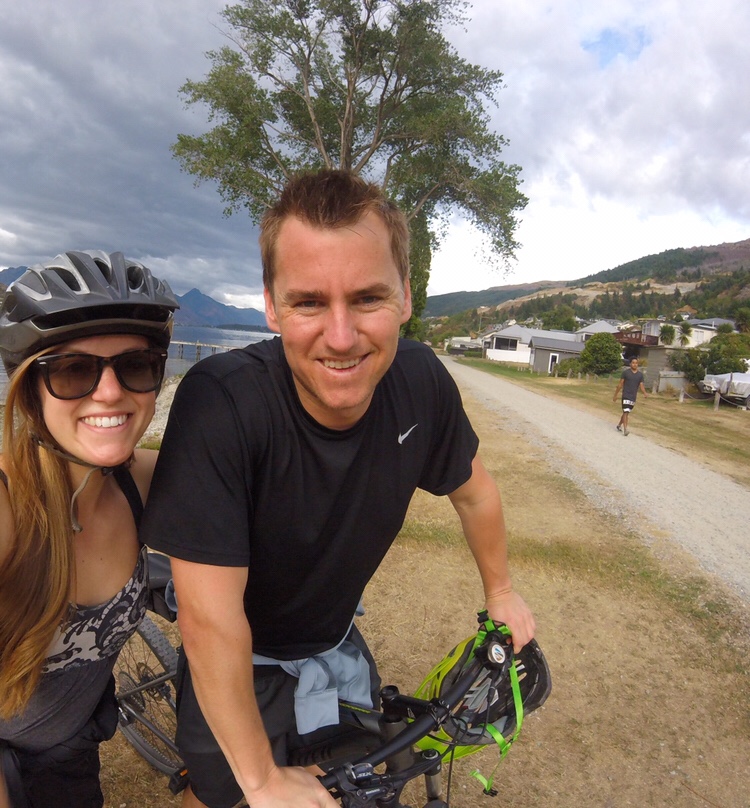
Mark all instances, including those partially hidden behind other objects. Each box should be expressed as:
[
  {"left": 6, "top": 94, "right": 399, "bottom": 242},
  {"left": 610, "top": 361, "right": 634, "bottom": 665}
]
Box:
[{"left": 398, "top": 424, "right": 418, "bottom": 444}]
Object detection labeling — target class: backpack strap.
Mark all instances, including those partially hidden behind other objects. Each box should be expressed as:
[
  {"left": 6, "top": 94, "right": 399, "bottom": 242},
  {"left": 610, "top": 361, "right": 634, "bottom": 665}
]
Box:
[{"left": 111, "top": 465, "right": 144, "bottom": 529}]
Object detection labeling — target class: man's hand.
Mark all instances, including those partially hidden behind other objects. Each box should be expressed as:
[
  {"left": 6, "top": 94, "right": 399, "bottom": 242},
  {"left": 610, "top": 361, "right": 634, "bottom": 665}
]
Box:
[
  {"left": 484, "top": 588, "right": 536, "bottom": 652},
  {"left": 244, "top": 765, "right": 338, "bottom": 808}
]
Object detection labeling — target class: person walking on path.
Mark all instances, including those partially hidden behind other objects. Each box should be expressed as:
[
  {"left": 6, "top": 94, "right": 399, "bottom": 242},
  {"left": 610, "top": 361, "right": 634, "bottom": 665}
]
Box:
[{"left": 613, "top": 357, "right": 648, "bottom": 435}]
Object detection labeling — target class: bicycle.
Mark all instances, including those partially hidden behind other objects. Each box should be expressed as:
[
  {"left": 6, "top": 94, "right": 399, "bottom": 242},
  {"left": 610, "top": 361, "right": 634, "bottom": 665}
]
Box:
[
  {"left": 114, "top": 553, "right": 551, "bottom": 806},
  {"left": 114, "top": 552, "right": 188, "bottom": 794}
]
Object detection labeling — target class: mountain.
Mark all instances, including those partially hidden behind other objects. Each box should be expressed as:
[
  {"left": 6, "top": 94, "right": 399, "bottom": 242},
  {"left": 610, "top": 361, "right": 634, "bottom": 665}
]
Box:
[
  {"left": 424, "top": 237, "right": 750, "bottom": 317},
  {"left": 0, "top": 266, "right": 26, "bottom": 287},
  {"left": 424, "top": 281, "right": 559, "bottom": 317},
  {"left": 174, "top": 288, "right": 266, "bottom": 327},
  {"left": 0, "top": 268, "right": 267, "bottom": 328},
  {"left": 4, "top": 235, "right": 749, "bottom": 323}
]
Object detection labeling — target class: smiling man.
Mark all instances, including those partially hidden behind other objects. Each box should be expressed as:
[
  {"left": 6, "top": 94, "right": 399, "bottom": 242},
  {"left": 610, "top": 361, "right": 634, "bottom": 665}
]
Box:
[{"left": 143, "top": 169, "right": 535, "bottom": 808}]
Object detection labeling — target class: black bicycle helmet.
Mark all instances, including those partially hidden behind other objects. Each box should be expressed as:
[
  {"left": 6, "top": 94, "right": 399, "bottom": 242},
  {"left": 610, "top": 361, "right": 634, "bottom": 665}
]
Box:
[
  {"left": 0, "top": 249, "right": 178, "bottom": 373},
  {"left": 414, "top": 614, "right": 551, "bottom": 760}
]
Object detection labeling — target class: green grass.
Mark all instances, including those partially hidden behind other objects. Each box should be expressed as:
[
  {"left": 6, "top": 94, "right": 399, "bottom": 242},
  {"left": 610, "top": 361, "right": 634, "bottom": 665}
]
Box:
[
  {"left": 397, "top": 520, "right": 464, "bottom": 546},
  {"left": 138, "top": 438, "right": 162, "bottom": 450}
]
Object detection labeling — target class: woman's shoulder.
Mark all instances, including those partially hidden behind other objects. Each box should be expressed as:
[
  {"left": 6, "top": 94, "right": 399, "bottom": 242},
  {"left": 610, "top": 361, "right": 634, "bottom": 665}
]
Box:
[{"left": 130, "top": 448, "right": 159, "bottom": 503}]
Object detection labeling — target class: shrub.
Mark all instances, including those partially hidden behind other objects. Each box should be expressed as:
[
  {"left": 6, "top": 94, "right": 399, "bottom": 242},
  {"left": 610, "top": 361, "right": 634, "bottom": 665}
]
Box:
[
  {"left": 580, "top": 333, "right": 623, "bottom": 375},
  {"left": 555, "top": 357, "right": 582, "bottom": 376},
  {"left": 668, "top": 348, "right": 707, "bottom": 386}
]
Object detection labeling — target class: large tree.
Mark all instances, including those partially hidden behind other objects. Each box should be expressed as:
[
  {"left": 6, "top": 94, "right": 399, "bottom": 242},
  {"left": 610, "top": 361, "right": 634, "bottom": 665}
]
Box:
[{"left": 172, "top": 0, "right": 527, "bottom": 326}]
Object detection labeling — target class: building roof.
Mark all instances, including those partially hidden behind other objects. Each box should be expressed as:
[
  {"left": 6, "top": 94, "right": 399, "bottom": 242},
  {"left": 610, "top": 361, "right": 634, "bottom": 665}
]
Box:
[
  {"left": 529, "top": 336, "right": 585, "bottom": 353},
  {"left": 576, "top": 320, "right": 620, "bottom": 334},
  {"left": 485, "top": 324, "right": 581, "bottom": 343},
  {"left": 685, "top": 318, "right": 735, "bottom": 330}
]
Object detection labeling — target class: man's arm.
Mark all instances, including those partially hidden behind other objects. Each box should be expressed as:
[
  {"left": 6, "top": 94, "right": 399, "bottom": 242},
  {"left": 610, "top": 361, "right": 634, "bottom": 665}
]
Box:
[
  {"left": 613, "top": 377, "right": 624, "bottom": 402},
  {"left": 171, "top": 559, "right": 337, "bottom": 808},
  {"left": 448, "top": 456, "right": 535, "bottom": 651}
]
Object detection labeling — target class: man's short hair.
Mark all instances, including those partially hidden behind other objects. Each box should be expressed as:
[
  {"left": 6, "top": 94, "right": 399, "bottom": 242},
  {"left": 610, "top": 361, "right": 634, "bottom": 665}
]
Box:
[{"left": 260, "top": 169, "right": 410, "bottom": 292}]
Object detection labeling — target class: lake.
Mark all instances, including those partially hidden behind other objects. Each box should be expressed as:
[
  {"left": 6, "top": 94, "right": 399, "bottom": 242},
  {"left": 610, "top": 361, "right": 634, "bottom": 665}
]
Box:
[{"left": 167, "top": 325, "right": 273, "bottom": 376}]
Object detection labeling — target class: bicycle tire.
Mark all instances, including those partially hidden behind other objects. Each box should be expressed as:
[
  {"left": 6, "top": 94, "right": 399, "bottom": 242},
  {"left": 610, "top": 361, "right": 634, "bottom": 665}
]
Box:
[{"left": 115, "top": 613, "right": 183, "bottom": 774}]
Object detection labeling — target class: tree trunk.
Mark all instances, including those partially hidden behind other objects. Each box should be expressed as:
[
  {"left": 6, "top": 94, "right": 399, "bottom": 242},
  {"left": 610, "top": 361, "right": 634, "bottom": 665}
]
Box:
[{"left": 402, "top": 210, "right": 431, "bottom": 341}]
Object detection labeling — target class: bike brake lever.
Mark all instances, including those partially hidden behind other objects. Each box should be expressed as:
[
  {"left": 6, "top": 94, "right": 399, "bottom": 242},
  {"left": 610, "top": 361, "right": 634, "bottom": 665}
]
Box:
[{"left": 326, "top": 764, "right": 397, "bottom": 807}]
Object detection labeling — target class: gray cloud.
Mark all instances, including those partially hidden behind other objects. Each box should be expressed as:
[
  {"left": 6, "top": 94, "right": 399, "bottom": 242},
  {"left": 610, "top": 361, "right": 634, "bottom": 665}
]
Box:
[
  {"left": 0, "top": 0, "right": 261, "bottom": 299},
  {"left": 2, "top": 1, "right": 749, "bottom": 302}
]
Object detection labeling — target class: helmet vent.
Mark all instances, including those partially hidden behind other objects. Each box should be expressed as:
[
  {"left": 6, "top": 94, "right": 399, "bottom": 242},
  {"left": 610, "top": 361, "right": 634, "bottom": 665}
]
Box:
[
  {"left": 51, "top": 268, "right": 83, "bottom": 292},
  {"left": 94, "top": 258, "right": 114, "bottom": 284},
  {"left": 127, "top": 265, "right": 145, "bottom": 291}
]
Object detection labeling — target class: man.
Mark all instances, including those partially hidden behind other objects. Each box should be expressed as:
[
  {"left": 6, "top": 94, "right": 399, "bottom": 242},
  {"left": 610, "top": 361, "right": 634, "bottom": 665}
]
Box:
[
  {"left": 142, "top": 169, "right": 535, "bottom": 808},
  {"left": 613, "top": 357, "right": 648, "bottom": 435}
]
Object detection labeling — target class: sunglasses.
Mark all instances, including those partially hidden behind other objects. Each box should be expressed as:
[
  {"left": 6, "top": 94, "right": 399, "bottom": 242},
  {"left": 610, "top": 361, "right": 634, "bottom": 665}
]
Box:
[{"left": 35, "top": 349, "right": 168, "bottom": 400}]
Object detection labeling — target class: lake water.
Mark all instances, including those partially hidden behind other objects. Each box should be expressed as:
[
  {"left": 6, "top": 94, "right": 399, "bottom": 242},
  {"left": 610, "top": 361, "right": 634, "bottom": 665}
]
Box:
[
  {"left": 167, "top": 325, "right": 273, "bottom": 376},
  {"left": 0, "top": 325, "right": 274, "bottom": 401}
]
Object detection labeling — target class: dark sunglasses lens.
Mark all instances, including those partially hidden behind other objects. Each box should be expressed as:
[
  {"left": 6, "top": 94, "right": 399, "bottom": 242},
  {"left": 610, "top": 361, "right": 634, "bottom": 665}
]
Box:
[
  {"left": 45, "top": 355, "right": 100, "bottom": 399},
  {"left": 115, "top": 351, "right": 164, "bottom": 392}
]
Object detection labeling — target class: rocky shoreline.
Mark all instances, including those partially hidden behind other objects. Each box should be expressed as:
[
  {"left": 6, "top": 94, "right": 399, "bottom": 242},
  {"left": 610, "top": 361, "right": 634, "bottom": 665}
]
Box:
[{"left": 140, "top": 374, "right": 181, "bottom": 445}]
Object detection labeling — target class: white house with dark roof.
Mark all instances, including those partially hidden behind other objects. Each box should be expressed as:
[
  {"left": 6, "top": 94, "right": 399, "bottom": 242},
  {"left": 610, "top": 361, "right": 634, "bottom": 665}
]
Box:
[{"left": 482, "top": 324, "right": 581, "bottom": 365}]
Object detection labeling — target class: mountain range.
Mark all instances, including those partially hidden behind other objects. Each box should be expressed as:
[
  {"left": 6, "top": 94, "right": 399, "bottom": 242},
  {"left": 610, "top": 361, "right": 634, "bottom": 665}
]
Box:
[
  {"left": 2, "top": 235, "right": 749, "bottom": 324},
  {"left": 423, "top": 237, "right": 750, "bottom": 317}
]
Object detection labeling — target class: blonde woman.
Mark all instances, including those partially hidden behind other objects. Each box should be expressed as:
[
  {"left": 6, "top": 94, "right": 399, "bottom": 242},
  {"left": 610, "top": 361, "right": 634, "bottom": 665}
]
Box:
[{"left": 0, "top": 251, "right": 177, "bottom": 807}]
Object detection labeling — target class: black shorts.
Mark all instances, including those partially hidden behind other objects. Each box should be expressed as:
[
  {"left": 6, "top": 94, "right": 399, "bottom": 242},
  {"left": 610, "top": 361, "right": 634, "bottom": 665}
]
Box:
[
  {"left": 2, "top": 675, "right": 118, "bottom": 808},
  {"left": 175, "top": 625, "right": 381, "bottom": 808},
  {"left": 621, "top": 398, "right": 636, "bottom": 413}
]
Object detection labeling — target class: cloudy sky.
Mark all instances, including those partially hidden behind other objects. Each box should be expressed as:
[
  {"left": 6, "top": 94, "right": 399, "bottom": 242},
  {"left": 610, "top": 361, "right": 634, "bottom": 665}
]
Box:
[{"left": 1, "top": 0, "right": 748, "bottom": 311}]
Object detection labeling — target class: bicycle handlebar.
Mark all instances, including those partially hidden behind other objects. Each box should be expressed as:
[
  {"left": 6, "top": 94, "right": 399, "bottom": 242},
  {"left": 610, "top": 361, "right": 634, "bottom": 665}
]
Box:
[{"left": 319, "top": 627, "right": 508, "bottom": 794}]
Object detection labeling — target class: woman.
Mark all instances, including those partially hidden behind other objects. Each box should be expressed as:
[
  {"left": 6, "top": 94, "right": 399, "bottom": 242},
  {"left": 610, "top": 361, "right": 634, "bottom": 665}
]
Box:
[{"left": 0, "top": 250, "right": 178, "bottom": 807}]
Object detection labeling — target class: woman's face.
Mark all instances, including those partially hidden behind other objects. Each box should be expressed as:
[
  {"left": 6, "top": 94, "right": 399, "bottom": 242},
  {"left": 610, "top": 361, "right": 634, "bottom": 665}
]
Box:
[{"left": 38, "top": 334, "right": 157, "bottom": 468}]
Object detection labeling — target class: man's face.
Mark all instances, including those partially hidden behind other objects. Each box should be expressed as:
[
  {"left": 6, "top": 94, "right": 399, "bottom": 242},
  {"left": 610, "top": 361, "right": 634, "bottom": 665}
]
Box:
[
  {"left": 630, "top": 359, "right": 639, "bottom": 371},
  {"left": 264, "top": 212, "right": 412, "bottom": 430}
]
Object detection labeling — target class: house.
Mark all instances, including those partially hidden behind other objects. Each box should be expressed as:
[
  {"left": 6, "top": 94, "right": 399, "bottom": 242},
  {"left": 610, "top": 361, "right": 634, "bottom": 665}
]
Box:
[
  {"left": 682, "top": 318, "right": 736, "bottom": 347},
  {"left": 528, "top": 336, "right": 585, "bottom": 374},
  {"left": 444, "top": 336, "right": 483, "bottom": 355},
  {"left": 675, "top": 305, "right": 698, "bottom": 319},
  {"left": 575, "top": 320, "right": 621, "bottom": 341},
  {"left": 482, "top": 324, "right": 581, "bottom": 365},
  {"left": 614, "top": 327, "right": 658, "bottom": 352}
]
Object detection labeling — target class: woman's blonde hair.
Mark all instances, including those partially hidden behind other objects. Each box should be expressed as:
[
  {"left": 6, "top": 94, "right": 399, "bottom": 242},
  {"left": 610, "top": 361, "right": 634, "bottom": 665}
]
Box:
[{"left": 0, "top": 351, "right": 77, "bottom": 718}]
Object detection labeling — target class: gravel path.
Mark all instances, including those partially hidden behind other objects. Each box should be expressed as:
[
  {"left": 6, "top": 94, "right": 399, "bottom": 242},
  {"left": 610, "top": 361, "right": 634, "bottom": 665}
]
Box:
[{"left": 440, "top": 356, "right": 750, "bottom": 604}]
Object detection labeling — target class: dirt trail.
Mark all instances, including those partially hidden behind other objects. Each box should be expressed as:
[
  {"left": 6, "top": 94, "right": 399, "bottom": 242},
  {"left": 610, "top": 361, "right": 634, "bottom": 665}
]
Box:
[{"left": 440, "top": 356, "right": 750, "bottom": 604}]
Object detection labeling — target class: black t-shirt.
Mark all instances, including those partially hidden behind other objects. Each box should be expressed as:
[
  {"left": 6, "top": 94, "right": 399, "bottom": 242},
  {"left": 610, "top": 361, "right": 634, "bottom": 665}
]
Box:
[
  {"left": 143, "top": 338, "right": 478, "bottom": 658},
  {"left": 620, "top": 368, "right": 644, "bottom": 401}
]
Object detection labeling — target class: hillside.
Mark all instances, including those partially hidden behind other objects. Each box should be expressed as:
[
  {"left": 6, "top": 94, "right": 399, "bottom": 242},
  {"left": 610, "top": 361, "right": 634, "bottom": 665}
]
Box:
[
  {"left": 423, "top": 281, "right": 559, "bottom": 317},
  {"left": 3, "top": 235, "right": 749, "bottom": 325},
  {"left": 425, "top": 237, "right": 750, "bottom": 318}
]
